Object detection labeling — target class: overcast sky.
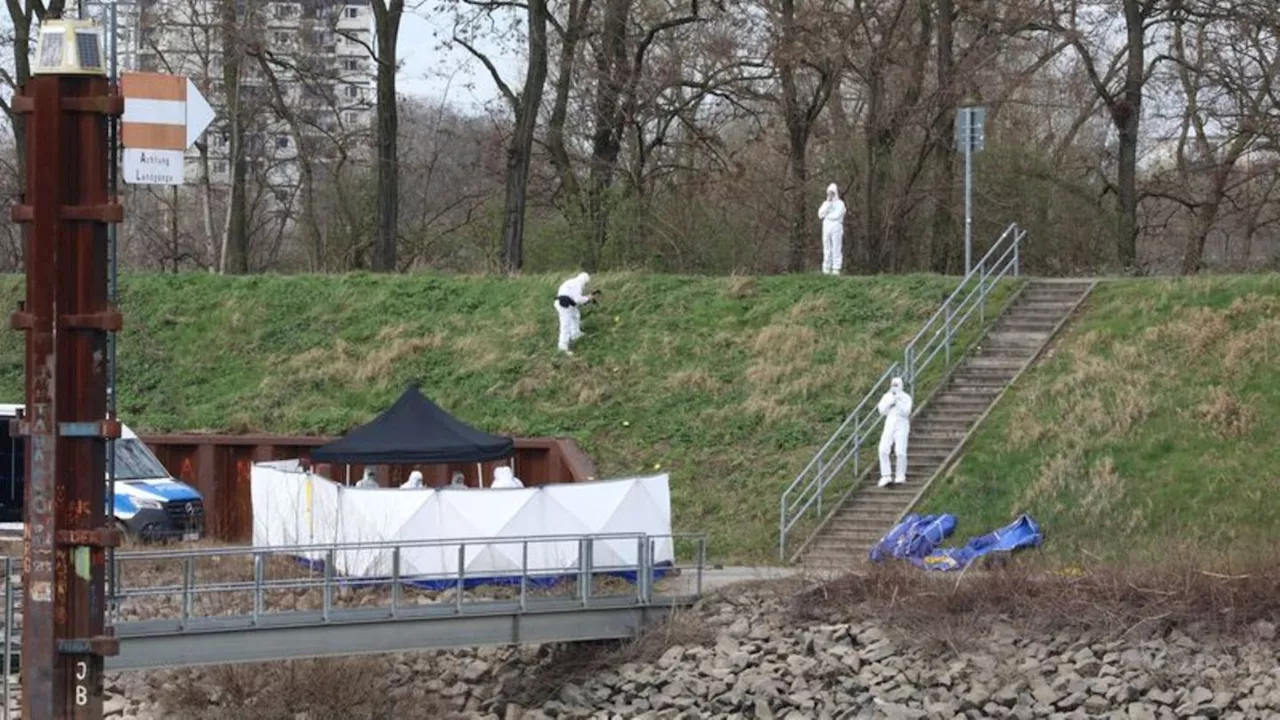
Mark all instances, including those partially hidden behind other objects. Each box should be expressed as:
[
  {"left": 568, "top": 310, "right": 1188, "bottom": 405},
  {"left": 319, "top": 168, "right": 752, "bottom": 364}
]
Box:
[{"left": 396, "top": 12, "right": 520, "bottom": 114}]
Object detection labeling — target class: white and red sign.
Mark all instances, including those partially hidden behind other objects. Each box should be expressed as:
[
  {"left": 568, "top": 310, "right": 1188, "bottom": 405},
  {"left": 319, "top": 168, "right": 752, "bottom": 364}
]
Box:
[{"left": 120, "top": 72, "right": 215, "bottom": 185}]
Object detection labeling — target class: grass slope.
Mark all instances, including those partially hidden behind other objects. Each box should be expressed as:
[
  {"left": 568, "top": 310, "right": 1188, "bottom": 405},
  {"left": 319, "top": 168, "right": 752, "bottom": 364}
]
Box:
[
  {"left": 0, "top": 273, "right": 961, "bottom": 562},
  {"left": 920, "top": 275, "right": 1280, "bottom": 563}
]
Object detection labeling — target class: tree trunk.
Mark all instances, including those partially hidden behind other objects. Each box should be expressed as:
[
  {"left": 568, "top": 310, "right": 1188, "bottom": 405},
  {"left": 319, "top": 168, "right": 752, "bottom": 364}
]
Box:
[
  {"left": 219, "top": 0, "right": 249, "bottom": 274},
  {"left": 546, "top": 0, "right": 591, "bottom": 203},
  {"left": 499, "top": 0, "right": 549, "bottom": 273},
  {"left": 929, "top": 0, "right": 957, "bottom": 273},
  {"left": 584, "top": 0, "right": 631, "bottom": 270},
  {"left": 372, "top": 0, "right": 405, "bottom": 272},
  {"left": 786, "top": 124, "right": 809, "bottom": 272},
  {"left": 1114, "top": 0, "right": 1144, "bottom": 270}
]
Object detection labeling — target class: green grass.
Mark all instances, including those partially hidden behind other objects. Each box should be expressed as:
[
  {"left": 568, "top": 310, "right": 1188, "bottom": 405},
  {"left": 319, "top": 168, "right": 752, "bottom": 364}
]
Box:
[
  {"left": 919, "top": 274, "right": 1280, "bottom": 564},
  {"left": 0, "top": 272, "right": 968, "bottom": 563}
]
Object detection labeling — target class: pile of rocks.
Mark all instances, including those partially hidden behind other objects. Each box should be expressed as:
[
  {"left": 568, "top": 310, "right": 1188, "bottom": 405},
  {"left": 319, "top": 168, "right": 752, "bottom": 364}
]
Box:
[{"left": 94, "top": 586, "right": 1280, "bottom": 719}]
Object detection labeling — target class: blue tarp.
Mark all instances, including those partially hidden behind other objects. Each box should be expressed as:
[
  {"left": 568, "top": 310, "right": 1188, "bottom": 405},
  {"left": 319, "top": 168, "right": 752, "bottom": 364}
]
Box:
[
  {"left": 916, "top": 514, "right": 1043, "bottom": 571},
  {"left": 867, "top": 513, "right": 958, "bottom": 563},
  {"left": 868, "top": 513, "right": 1043, "bottom": 571}
]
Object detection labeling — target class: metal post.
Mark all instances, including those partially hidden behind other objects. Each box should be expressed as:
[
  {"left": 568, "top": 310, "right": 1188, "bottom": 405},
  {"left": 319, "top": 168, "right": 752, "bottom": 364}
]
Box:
[
  {"left": 635, "top": 537, "right": 645, "bottom": 604},
  {"left": 179, "top": 557, "right": 192, "bottom": 629},
  {"left": 390, "top": 546, "right": 400, "bottom": 617},
  {"left": 964, "top": 136, "right": 973, "bottom": 276},
  {"left": 518, "top": 541, "right": 527, "bottom": 612},
  {"left": 106, "top": 0, "right": 121, "bottom": 642},
  {"left": 455, "top": 544, "right": 465, "bottom": 614},
  {"left": 13, "top": 29, "right": 124, "bottom": 718},
  {"left": 696, "top": 537, "right": 705, "bottom": 597},
  {"left": 580, "top": 538, "right": 592, "bottom": 607},
  {"left": 322, "top": 548, "right": 334, "bottom": 622},
  {"left": 3, "top": 557, "right": 12, "bottom": 720},
  {"left": 252, "top": 553, "right": 263, "bottom": 624}
]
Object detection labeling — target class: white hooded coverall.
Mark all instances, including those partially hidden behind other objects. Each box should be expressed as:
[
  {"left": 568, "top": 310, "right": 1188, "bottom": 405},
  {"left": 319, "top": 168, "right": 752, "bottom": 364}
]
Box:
[
  {"left": 355, "top": 468, "right": 378, "bottom": 488},
  {"left": 817, "top": 183, "right": 846, "bottom": 275},
  {"left": 400, "top": 470, "right": 424, "bottom": 489},
  {"left": 491, "top": 466, "right": 524, "bottom": 489},
  {"left": 877, "top": 377, "right": 912, "bottom": 486},
  {"left": 554, "top": 272, "right": 592, "bottom": 354}
]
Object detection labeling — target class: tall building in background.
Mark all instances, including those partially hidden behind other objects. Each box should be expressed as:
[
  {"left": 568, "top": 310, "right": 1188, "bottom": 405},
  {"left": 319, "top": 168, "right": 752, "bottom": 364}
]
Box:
[{"left": 108, "top": 0, "right": 375, "bottom": 187}]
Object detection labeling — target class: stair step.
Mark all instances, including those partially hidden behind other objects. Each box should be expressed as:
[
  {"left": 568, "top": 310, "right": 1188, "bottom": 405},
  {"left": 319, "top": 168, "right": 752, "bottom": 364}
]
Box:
[{"left": 953, "top": 366, "right": 1019, "bottom": 378}]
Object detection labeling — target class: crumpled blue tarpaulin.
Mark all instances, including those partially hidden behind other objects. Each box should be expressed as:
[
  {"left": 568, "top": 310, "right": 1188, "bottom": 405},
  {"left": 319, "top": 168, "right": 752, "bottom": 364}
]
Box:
[
  {"left": 868, "top": 513, "right": 1043, "bottom": 571},
  {"left": 866, "top": 513, "right": 957, "bottom": 563}
]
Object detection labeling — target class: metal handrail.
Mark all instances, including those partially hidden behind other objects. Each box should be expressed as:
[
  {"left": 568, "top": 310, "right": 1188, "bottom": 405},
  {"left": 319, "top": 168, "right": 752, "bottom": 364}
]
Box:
[
  {"left": 96, "top": 532, "right": 706, "bottom": 629},
  {"left": 779, "top": 223, "right": 1025, "bottom": 560}
]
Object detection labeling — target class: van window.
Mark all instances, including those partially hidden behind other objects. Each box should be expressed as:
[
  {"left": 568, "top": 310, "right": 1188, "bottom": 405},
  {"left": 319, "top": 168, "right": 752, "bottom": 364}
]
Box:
[{"left": 112, "top": 439, "right": 170, "bottom": 481}]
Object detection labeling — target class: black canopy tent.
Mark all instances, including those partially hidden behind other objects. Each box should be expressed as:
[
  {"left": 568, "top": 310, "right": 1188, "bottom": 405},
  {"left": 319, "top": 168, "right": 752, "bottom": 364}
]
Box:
[{"left": 310, "top": 385, "right": 514, "bottom": 465}]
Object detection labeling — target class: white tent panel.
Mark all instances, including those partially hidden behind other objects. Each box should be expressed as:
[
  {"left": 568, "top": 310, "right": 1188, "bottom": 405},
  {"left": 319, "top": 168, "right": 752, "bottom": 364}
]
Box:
[{"left": 249, "top": 465, "right": 674, "bottom": 580}]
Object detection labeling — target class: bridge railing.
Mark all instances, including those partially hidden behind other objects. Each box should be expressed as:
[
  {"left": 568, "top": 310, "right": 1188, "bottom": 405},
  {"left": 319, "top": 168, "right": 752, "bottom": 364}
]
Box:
[
  {"left": 94, "top": 532, "right": 706, "bottom": 630},
  {"left": 778, "top": 223, "right": 1025, "bottom": 561}
]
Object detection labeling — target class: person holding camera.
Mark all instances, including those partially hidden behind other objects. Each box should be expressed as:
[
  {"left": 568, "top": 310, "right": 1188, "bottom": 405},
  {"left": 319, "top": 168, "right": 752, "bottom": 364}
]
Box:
[{"left": 554, "top": 272, "right": 596, "bottom": 355}]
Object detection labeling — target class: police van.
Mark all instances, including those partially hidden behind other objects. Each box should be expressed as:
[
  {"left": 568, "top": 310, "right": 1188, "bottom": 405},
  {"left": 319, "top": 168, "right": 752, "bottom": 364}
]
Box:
[{"left": 0, "top": 404, "right": 205, "bottom": 541}]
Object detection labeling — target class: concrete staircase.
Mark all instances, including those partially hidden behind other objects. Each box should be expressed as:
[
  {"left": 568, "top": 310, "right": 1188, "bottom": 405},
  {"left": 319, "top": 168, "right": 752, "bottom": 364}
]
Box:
[{"left": 799, "top": 279, "right": 1094, "bottom": 568}]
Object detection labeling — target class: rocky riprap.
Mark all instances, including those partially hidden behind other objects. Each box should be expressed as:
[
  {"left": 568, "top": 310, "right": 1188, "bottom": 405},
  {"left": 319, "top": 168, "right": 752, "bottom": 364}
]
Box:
[{"left": 83, "top": 586, "right": 1280, "bottom": 719}]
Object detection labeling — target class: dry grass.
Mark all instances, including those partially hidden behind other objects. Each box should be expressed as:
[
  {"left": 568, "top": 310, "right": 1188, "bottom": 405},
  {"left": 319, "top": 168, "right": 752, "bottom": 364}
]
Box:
[
  {"left": 272, "top": 329, "right": 446, "bottom": 388},
  {"left": 152, "top": 656, "right": 450, "bottom": 719},
  {"left": 724, "top": 275, "right": 757, "bottom": 299},
  {"left": 791, "top": 559, "right": 1280, "bottom": 649}
]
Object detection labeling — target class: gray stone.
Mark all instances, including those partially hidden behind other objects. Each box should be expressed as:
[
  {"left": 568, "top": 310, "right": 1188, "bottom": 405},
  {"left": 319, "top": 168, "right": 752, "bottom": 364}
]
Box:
[
  {"left": 1084, "top": 696, "right": 1112, "bottom": 714},
  {"left": 657, "top": 646, "right": 686, "bottom": 670},
  {"left": 1251, "top": 621, "right": 1276, "bottom": 642},
  {"left": 753, "top": 698, "right": 774, "bottom": 720},
  {"left": 1147, "top": 689, "right": 1176, "bottom": 706},
  {"left": 104, "top": 697, "right": 127, "bottom": 717},
  {"left": 1057, "top": 691, "right": 1087, "bottom": 711}
]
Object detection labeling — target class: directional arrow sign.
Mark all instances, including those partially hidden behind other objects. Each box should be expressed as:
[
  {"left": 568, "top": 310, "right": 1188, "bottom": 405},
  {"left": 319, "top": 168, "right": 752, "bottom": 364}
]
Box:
[{"left": 120, "top": 72, "right": 217, "bottom": 185}]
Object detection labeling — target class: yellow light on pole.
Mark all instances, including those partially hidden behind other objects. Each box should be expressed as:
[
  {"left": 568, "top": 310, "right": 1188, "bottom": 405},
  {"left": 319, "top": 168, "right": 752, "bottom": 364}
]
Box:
[{"left": 33, "top": 18, "right": 106, "bottom": 77}]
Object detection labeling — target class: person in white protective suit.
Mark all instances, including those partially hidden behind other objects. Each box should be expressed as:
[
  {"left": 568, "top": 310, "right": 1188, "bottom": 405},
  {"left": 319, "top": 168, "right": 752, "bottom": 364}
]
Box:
[
  {"left": 817, "top": 183, "right": 846, "bottom": 275},
  {"left": 400, "top": 470, "right": 424, "bottom": 489},
  {"left": 876, "top": 377, "right": 913, "bottom": 487},
  {"left": 490, "top": 466, "right": 524, "bottom": 489},
  {"left": 553, "top": 272, "right": 595, "bottom": 355},
  {"left": 355, "top": 467, "right": 378, "bottom": 488}
]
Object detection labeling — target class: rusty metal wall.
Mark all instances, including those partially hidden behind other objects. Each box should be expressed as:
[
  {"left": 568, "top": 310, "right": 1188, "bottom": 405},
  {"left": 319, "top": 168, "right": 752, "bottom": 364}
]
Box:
[{"left": 137, "top": 435, "right": 597, "bottom": 542}]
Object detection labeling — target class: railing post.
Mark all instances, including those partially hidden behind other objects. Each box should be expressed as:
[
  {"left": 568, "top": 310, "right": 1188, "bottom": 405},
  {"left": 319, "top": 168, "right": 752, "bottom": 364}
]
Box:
[
  {"left": 323, "top": 548, "right": 334, "bottom": 622},
  {"left": 580, "top": 537, "right": 592, "bottom": 607},
  {"left": 778, "top": 501, "right": 786, "bottom": 562},
  {"left": 390, "top": 545, "right": 401, "bottom": 618},
  {"left": 180, "top": 556, "right": 193, "bottom": 630},
  {"left": 455, "top": 543, "right": 465, "bottom": 614},
  {"left": 1014, "top": 231, "right": 1021, "bottom": 276},
  {"left": 636, "top": 537, "right": 646, "bottom": 604},
  {"left": 945, "top": 302, "right": 954, "bottom": 365},
  {"left": 519, "top": 540, "right": 528, "bottom": 612},
  {"left": 647, "top": 538, "right": 656, "bottom": 602},
  {"left": 696, "top": 537, "right": 705, "bottom": 597},
  {"left": 252, "top": 552, "right": 264, "bottom": 625},
  {"left": 815, "top": 459, "right": 823, "bottom": 518},
  {"left": 3, "top": 557, "right": 12, "bottom": 720}
]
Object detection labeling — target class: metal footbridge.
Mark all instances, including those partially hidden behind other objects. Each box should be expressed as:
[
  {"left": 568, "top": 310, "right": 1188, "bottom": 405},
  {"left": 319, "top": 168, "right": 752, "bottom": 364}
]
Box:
[{"left": 0, "top": 532, "right": 705, "bottom": 678}]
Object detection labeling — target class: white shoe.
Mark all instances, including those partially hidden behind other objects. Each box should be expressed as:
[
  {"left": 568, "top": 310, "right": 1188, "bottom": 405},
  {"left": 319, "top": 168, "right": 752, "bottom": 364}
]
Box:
[
  {"left": 560, "top": 348, "right": 574, "bottom": 356},
  {"left": 877, "top": 476, "right": 892, "bottom": 488},
  {"left": 893, "top": 477, "right": 905, "bottom": 484}
]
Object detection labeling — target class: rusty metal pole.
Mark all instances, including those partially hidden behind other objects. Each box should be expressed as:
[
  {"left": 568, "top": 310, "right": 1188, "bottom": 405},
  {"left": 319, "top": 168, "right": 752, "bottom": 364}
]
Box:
[{"left": 10, "top": 36, "right": 123, "bottom": 720}]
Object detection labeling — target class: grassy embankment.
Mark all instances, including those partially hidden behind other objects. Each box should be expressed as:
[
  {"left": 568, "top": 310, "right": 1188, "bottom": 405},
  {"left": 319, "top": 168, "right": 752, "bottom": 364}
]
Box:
[
  {"left": 920, "top": 274, "right": 1280, "bottom": 565},
  {"left": 0, "top": 273, "right": 964, "bottom": 562}
]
